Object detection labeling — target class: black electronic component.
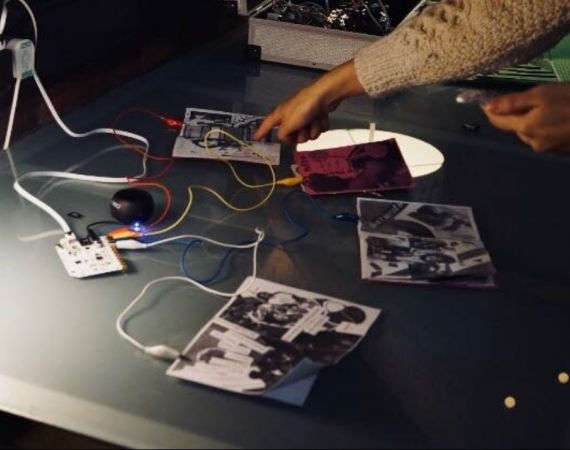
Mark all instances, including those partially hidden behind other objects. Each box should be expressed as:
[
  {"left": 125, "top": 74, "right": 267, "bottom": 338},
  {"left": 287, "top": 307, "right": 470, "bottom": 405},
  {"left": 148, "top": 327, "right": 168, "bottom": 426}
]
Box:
[
  {"left": 67, "top": 211, "right": 84, "bottom": 219},
  {"left": 111, "top": 188, "right": 155, "bottom": 225}
]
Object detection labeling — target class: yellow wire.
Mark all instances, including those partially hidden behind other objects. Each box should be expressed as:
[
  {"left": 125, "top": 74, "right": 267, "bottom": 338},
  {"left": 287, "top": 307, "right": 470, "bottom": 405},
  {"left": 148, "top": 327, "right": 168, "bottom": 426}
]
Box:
[
  {"left": 192, "top": 128, "right": 277, "bottom": 211},
  {"left": 203, "top": 128, "right": 277, "bottom": 190},
  {"left": 145, "top": 128, "right": 277, "bottom": 236},
  {"left": 146, "top": 188, "right": 194, "bottom": 237}
]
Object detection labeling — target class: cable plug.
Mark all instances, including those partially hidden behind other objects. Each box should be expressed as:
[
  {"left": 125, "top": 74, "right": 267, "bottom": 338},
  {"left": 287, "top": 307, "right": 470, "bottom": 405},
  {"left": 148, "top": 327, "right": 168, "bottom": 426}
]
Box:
[
  {"left": 277, "top": 175, "right": 304, "bottom": 187},
  {"left": 145, "top": 345, "right": 182, "bottom": 362},
  {"left": 7, "top": 38, "right": 34, "bottom": 79},
  {"left": 116, "top": 239, "right": 149, "bottom": 251},
  {"left": 161, "top": 117, "right": 184, "bottom": 129},
  {"left": 108, "top": 227, "right": 142, "bottom": 242}
]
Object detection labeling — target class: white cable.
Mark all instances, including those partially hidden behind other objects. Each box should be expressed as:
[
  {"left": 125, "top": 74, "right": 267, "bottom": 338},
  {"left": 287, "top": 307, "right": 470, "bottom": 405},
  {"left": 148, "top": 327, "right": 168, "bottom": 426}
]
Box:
[
  {"left": 0, "top": 0, "right": 9, "bottom": 36},
  {"left": 8, "top": 3, "right": 149, "bottom": 172},
  {"left": 8, "top": 72, "right": 153, "bottom": 234},
  {"left": 14, "top": 171, "right": 129, "bottom": 234},
  {"left": 0, "top": 0, "right": 37, "bottom": 44},
  {"left": 17, "top": 170, "right": 128, "bottom": 185},
  {"left": 6, "top": 0, "right": 148, "bottom": 176},
  {"left": 3, "top": 76, "right": 21, "bottom": 151},
  {"left": 15, "top": 0, "right": 36, "bottom": 43},
  {"left": 33, "top": 70, "right": 150, "bottom": 178},
  {"left": 117, "top": 233, "right": 265, "bottom": 251},
  {"left": 116, "top": 229, "right": 265, "bottom": 361},
  {"left": 14, "top": 178, "right": 71, "bottom": 233},
  {"left": 118, "top": 230, "right": 265, "bottom": 299},
  {"left": 36, "top": 145, "right": 129, "bottom": 199},
  {"left": 3, "top": 0, "right": 152, "bottom": 235},
  {"left": 32, "top": 71, "right": 151, "bottom": 161}
]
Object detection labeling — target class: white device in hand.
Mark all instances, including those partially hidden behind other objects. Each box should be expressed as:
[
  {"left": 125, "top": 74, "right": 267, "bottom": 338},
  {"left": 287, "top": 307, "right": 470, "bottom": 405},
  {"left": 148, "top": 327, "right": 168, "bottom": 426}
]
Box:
[{"left": 456, "top": 89, "right": 503, "bottom": 106}]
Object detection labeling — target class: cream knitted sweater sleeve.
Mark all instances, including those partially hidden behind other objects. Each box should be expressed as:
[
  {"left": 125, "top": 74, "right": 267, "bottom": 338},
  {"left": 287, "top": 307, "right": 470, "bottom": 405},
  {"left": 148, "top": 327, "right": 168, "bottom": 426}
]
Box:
[{"left": 354, "top": 0, "right": 570, "bottom": 97}]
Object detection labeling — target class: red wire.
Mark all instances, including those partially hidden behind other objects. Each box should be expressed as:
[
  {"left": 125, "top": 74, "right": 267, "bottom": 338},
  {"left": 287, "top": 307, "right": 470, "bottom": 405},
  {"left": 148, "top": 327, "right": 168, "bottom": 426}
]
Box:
[
  {"left": 112, "top": 106, "right": 184, "bottom": 182},
  {"left": 112, "top": 107, "right": 181, "bottom": 163},
  {"left": 112, "top": 107, "right": 183, "bottom": 226},
  {"left": 132, "top": 159, "right": 176, "bottom": 182}
]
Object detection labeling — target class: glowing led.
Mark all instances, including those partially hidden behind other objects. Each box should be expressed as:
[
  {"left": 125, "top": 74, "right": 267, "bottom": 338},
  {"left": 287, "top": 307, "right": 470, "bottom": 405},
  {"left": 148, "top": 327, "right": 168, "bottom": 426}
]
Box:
[
  {"left": 559, "top": 373, "right": 569, "bottom": 385},
  {"left": 504, "top": 397, "right": 517, "bottom": 410}
]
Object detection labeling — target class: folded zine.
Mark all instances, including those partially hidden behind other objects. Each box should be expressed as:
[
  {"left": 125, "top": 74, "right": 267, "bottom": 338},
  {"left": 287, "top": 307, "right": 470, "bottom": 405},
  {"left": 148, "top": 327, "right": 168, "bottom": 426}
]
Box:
[
  {"left": 294, "top": 139, "right": 414, "bottom": 196},
  {"left": 357, "top": 198, "right": 497, "bottom": 288},
  {"left": 172, "top": 108, "right": 281, "bottom": 166},
  {"left": 168, "top": 278, "right": 381, "bottom": 406}
]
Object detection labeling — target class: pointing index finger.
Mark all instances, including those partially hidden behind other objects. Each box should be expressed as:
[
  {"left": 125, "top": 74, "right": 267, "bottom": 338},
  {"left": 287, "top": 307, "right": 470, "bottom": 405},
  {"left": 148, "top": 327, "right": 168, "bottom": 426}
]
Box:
[{"left": 254, "top": 111, "right": 281, "bottom": 141}]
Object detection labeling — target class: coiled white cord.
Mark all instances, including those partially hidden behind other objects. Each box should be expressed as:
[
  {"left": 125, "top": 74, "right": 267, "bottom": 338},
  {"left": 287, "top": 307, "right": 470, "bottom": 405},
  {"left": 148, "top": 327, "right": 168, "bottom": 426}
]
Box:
[{"left": 115, "top": 229, "right": 265, "bottom": 361}]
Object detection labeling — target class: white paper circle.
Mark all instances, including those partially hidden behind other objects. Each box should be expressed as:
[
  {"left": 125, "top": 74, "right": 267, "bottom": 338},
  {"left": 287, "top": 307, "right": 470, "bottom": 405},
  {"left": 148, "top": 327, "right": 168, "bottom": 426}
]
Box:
[{"left": 297, "top": 129, "right": 445, "bottom": 178}]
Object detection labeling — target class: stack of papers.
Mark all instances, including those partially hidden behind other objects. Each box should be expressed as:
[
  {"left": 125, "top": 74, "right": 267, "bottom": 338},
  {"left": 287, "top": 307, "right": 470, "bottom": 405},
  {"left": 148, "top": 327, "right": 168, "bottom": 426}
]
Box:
[
  {"left": 168, "top": 278, "right": 381, "bottom": 406},
  {"left": 357, "top": 198, "right": 497, "bottom": 288}
]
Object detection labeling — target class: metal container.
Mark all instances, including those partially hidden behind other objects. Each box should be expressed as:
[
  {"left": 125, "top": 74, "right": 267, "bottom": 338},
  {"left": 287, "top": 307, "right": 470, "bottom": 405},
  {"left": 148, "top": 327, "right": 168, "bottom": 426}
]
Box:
[{"left": 248, "top": 16, "right": 378, "bottom": 70}]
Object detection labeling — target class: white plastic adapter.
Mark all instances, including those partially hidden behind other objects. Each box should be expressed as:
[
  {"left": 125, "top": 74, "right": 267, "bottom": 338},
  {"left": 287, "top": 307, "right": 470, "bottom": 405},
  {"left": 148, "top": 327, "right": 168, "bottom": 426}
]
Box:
[{"left": 8, "top": 38, "right": 34, "bottom": 79}]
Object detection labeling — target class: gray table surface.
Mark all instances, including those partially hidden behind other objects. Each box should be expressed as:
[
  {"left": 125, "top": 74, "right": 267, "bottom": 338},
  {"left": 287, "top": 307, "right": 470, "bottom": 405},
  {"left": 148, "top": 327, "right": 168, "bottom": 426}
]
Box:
[{"left": 0, "top": 27, "right": 569, "bottom": 449}]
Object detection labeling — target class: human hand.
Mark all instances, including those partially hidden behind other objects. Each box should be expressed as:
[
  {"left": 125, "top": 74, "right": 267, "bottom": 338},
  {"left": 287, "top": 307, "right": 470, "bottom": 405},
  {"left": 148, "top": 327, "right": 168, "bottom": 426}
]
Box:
[
  {"left": 254, "top": 60, "right": 365, "bottom": 145},
  {"left": 483, "top": 83, "right": 570, "bottom": 153}
]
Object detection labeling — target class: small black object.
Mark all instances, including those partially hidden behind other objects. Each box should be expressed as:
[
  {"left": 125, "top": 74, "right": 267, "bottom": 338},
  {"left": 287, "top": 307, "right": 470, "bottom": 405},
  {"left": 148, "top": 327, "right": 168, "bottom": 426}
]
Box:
[
  {"left": 463, "top": 123, "right": 481, "bottom": 133},
  {"left": 245, "top": 45, "right": 262, "bottom": 62},
  {"left": 67, "top": 211, "right": 84, "bottom": 219},
  {"left": 111, "top": 188, "right": 155, "bottom": 225},
  {"left": 334, "top": 213, "right": 360, "bottom": 224},
  {"left": 79, "top": 237, "right": 93, "bottom": 246}
]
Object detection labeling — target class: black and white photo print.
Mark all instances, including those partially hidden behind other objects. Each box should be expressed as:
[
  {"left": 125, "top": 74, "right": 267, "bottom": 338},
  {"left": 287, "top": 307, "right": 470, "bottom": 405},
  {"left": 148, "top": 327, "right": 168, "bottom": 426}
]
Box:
[
  {"left": 172, "top": 108, "right": 281, "bottom": 165},
  {"left": 358, "top": 198, "right": 481, "bottom": 242},
  {"left": 168, "top": 278, "right": 381, "bottom": 398}
]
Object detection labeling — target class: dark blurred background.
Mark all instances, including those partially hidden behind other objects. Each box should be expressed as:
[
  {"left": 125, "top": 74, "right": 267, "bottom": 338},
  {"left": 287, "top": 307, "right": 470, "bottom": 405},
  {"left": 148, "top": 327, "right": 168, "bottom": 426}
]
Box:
[
  {"left": 0, "top": 0, "right": 424, "bottom": 145},
  {"left": 0, "top": 1, "right": 234, "bottom": 443},
  {"left": 0, "top": 0, "right": 237, "bottom": 142}
]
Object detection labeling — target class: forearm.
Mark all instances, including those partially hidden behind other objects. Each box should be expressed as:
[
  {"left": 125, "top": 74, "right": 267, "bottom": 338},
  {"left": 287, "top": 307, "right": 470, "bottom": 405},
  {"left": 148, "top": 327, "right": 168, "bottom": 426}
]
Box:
[
  {"left": 355, "top": 0, "right": 570, "bottom": 97},
  {"left": 312, "top": 60, "right": 365, "bottom": 109}
]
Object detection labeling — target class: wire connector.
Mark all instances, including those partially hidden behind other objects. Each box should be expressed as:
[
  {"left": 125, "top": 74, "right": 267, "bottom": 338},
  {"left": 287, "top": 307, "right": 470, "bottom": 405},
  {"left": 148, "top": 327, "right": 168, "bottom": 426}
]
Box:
[
  {"left": 108, "top": 227, "right": 143, "bottom": 242},
  {"left": 277, "top": 175, "right": 304, "bottom": 187},
  {"left": 161, "top": 117, "right": 184, "bottom": 129},
  {"left": 145, "top": 345, "right": 182, "bottom": 362},
  {"left": 116, "top": 239, "right": 148, "bottom": 251}
]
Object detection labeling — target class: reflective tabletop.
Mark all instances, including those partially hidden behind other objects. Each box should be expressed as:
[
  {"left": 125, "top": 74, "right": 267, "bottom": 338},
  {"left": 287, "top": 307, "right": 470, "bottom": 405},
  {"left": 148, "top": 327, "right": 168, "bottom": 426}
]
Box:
[{"left": 0, "top": 27, "right": 569, "bottom": 449}]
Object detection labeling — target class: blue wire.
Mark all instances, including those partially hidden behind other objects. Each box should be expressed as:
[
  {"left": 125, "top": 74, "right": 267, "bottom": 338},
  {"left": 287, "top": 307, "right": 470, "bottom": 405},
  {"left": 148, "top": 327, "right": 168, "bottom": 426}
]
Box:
[
  {"left": 180, "top": 190, "right": 319, "bottom": 285},
  {"left": 179, "top": 239, "right": 233, "bottom": 285}
]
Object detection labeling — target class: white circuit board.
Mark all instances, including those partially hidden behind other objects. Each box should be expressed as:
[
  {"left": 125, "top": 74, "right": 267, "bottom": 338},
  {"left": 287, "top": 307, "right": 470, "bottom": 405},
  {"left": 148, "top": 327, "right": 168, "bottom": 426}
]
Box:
[{"left": 56, "top": 233, "right": 127, "bottom": 279}]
